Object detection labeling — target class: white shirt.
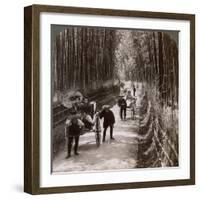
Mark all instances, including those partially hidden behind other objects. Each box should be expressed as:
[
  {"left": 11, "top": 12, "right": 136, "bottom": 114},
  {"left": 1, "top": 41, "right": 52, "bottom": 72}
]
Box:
[{"left": 65, "top": 118, "right": 84, "bottom": 127}]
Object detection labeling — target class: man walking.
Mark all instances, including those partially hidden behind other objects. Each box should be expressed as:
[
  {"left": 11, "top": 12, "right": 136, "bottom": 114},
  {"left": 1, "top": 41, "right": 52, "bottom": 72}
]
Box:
[
  {"left": 65, "top": 110, "right": 84, "bottom": 159},
  {"left": 118, "top": 96, "right": 127, "bottom": 120},
  {"left": 133, "top": 84, "right": 136, "bottom": 96},
  {"left": 99, "top": 106, "right": 115, "bottom": 142}
]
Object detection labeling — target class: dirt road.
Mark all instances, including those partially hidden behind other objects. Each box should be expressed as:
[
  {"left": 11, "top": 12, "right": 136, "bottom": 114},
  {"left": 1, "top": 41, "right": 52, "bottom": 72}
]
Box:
[{"left": 53, "top": 82, "right": 143, "bottom": 173}]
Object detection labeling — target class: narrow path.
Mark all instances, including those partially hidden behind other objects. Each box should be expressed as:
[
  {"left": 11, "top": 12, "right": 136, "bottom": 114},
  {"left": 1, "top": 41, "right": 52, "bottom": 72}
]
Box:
[{"left": 53, "top": 82, "right": 144, "bottom": 173}]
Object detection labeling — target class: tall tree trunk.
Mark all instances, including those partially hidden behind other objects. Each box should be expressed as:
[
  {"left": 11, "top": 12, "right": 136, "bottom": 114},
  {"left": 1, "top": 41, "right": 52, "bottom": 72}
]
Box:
[{"left": 158, "top": 32, "right": 164, "bottom": 102}]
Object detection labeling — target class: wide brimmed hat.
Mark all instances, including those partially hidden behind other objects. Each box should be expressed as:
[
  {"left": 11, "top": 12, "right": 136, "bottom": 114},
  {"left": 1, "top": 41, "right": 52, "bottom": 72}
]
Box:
[{"left": 102, "top": 105, "right": 110, "bottom": 109}]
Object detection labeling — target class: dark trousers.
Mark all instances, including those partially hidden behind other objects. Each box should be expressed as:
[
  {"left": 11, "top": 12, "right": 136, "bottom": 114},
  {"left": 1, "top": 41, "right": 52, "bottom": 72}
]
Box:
[
  {"left": 120, "top": 107, "right": 126, "bottom": 119},
  {"left": 133, "top": 89, "right": 136, "bottom": 96},
  {"left": 68, "top": 136, "right": 79, "bottom": 156},
  {"left": 103, "top": 125, "right": 113, "bottom": 141}
]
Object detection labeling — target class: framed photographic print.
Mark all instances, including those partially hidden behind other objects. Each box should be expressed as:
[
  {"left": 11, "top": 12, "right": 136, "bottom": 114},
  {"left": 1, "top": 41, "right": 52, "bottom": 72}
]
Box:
[{"left": 24, "top": 4, "right": 195, "bottom": 194}]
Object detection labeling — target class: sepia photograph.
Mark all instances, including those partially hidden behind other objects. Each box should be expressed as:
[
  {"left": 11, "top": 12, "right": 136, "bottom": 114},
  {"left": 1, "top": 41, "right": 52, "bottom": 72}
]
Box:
[
  {"left": 24, "top": 5, "right": 195, "bottom": 194},
  {"left": 51, "top": 25, "right": 179, "bottom": 173}
]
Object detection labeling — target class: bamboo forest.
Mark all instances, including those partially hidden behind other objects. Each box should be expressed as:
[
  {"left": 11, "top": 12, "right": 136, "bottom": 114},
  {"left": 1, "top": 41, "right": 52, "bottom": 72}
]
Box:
[{"left": 52, "top": 25, "right": 179, "bottom": 172}]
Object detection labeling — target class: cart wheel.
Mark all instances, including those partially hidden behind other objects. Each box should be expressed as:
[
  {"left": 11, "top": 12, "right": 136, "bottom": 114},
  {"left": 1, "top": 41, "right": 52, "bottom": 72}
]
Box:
[
  {"left": 65, "top": 126, "right": 69, "bottom": 150},
  {"left": 95, "top": 132, "right": 101, "bottom": 147}
]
